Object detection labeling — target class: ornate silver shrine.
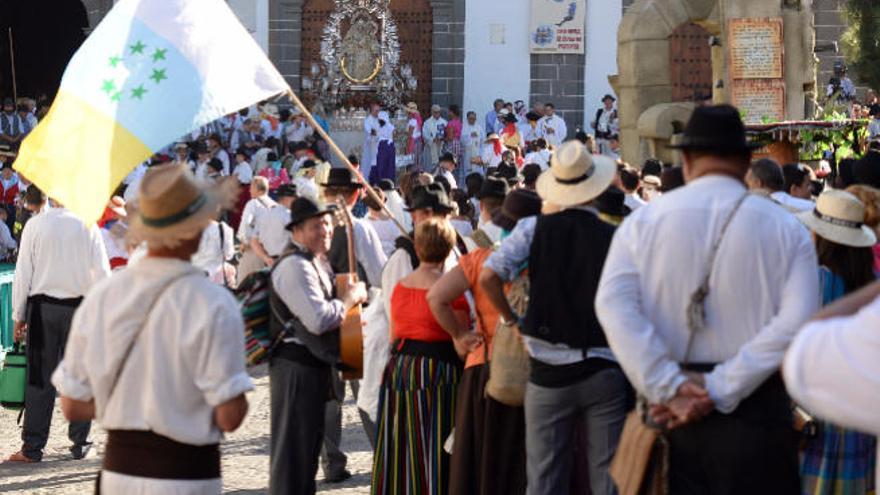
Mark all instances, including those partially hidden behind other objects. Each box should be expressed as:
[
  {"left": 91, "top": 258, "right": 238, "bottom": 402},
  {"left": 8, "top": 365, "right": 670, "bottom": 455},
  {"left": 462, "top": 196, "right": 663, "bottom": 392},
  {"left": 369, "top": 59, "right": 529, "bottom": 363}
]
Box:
[{"left": 302, "top": 0, "right": 417, "bottom": 110}]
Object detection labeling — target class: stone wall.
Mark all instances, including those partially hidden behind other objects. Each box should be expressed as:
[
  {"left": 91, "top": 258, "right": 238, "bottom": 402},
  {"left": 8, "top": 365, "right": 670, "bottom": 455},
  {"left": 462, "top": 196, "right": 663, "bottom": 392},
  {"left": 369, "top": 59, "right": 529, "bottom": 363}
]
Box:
[
  {"left": 813, "top": 0, "right": 849, "bottom": 90},
  {"left": 430, "top": 0, "right": 466, "bottom": 108},
  {"left": 530, "top": 54, "right": 585, "bottom": 137}
]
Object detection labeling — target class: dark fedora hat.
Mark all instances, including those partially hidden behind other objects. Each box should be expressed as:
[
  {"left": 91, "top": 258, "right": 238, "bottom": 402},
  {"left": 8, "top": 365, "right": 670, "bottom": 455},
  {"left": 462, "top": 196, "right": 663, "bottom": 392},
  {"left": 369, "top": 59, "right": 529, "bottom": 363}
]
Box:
[
  {"left": 602, "top": 94, "right": 616, "bottom": 102},
  {"left": 275, "top": 183, "right": 298, "bottom": 198},
  {"left": 476, "top": 175, "right": 509, "bottom": 200},
  {"left": 594, "top": 185, "right": 632, "bottom": 218},
  {"left": 405, "top": 183, "right": 454, "bottom": 213},
  {"left": 286, "top": 196, "right": 334, "bottom": 230},
  {"left": 492, "top": 189, "right": 542, "bottom": 231},
  {"left": 321, "top": 167, "right": 363, "bottom": 189},
  {"left": 668, "top": 104, "right": 761, "bottom": 153}
]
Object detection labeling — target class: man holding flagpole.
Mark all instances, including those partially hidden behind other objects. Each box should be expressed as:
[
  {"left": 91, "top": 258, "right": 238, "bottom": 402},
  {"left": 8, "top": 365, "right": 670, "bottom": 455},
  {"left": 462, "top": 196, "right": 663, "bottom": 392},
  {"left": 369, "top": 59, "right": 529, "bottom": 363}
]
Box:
[{"left": 11, "top": 0, "right": 288, "bottom": 491}]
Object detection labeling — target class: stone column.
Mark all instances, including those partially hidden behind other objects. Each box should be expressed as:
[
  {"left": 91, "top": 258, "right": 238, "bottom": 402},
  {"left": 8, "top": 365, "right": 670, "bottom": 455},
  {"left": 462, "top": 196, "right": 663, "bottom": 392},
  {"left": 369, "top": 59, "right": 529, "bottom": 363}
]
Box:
[
  {"left": 269, "top": 0, "right": 303, "bottom": 92},
  {"left": 530, "top": 53, "right": 586, "bottom": 139},
  {"left": 430, "top": 0, "right": 465, "bottom": 108}
]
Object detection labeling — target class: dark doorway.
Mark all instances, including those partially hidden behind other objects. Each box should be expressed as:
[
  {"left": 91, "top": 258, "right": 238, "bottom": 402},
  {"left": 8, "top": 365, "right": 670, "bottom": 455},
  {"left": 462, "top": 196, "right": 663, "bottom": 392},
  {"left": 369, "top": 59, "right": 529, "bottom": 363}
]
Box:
[{"left": 0, "top": 0, "right": 88, "bottom": 102}]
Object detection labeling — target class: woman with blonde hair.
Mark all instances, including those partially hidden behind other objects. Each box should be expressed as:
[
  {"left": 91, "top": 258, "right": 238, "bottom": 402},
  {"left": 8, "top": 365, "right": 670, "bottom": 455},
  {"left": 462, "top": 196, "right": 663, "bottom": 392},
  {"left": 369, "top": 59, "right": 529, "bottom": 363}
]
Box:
[{"left": 371, "top": 218, "right": 477, "bottom": 495}]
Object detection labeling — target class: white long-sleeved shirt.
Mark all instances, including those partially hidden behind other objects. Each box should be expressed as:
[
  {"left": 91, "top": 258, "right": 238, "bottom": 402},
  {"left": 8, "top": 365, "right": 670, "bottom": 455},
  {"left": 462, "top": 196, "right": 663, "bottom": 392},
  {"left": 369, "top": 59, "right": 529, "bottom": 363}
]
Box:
[
  {"left": 12, "top": 208, "right": 111, "bottom": 322},
  {"left": 191, "top": 221, "right": 235, "bottom": 285},
  {"left": 595, "top": 175, "right": 819, "bottom": 413},
  {"left": 51, "top": 257, "right": 253, "bottom": 446},
  {"left": 784, "top": 295, "right": 880, "bottom": 484},
  {"left": 0, "top": 221, "right": 16, "bottom": 257},
  {"left": 237, "top": 195, "right": 276, "bottom": 244},
  {"left": 253, "top": 204, "right": 291, "bottom": 258},
  {"left": 537, "top": 114, "right": 567, "bottom": 146},
  {"left": 350, "top": 217, "right": 389, "bottom": 288}
]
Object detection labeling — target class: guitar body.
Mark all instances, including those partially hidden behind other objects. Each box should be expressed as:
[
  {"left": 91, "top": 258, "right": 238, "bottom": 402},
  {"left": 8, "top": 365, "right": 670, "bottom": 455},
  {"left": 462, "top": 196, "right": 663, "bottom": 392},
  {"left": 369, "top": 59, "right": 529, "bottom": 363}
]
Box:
[
  {"left": 334, "top": 197, "right": 364, "bottom": 380},
  {"left": 336, "top": 274, "right": 364, "bottom": 380}
]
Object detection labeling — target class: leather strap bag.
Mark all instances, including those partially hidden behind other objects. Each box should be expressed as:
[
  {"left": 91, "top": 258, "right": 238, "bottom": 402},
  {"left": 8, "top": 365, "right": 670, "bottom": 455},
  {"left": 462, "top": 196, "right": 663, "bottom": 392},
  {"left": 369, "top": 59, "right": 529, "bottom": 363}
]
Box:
[{"left": 610, "top": 193, "right": 749, "bottom": 495}]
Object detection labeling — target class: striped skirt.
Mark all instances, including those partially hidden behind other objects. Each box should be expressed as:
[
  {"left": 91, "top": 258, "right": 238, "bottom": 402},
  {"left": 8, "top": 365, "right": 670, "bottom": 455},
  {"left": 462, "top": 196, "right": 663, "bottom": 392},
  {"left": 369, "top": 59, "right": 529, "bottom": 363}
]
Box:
[
  {"left": 801, "top": 421, "right": 876, "bottom": 494},
  {"left": 371, "top": 344, "right": 462, "bottom": 495}
]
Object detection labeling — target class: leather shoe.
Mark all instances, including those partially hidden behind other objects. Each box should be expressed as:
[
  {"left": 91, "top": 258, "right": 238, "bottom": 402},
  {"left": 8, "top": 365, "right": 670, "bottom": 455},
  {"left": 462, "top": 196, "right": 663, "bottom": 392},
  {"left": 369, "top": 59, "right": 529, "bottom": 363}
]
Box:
[
  {"left": 4, "top": 450, "right": 38, "bottom": 463},
  {"left": 70, "top": 442, "right": 93, "bottom": 460},
  {"left": 324, "top": 469, "right": 352, "bottom": 483}
]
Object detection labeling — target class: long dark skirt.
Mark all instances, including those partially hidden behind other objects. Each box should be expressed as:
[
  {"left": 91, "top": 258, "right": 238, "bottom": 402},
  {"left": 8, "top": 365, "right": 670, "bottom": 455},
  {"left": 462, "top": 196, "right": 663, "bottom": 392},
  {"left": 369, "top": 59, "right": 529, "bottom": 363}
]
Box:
[
  {"left": 371, "top": 346, "right": 462, "bottom": 495},
  {"left": 449, "top": 363, "right": 527, "bottom": 495},
  {"left": 370, "top": 141, "right": 396, "bottom": 185}
]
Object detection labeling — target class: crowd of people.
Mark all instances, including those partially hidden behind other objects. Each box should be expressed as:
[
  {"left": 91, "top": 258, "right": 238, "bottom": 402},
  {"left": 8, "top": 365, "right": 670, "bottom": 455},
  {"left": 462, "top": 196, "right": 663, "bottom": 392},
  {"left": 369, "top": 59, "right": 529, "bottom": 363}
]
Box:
[{"left": 2, "top": 86, "right": 880, "bottom": 495}]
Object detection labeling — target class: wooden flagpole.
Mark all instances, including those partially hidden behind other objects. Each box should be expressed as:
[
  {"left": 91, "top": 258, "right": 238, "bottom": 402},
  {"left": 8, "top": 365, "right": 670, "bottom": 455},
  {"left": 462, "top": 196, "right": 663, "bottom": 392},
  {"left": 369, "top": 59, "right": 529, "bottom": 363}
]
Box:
[
  {"left": 7, "top": 28, "right": 17, "bottom": 103},
  {"left": 284, "top": 88, "right": 409, "bottom": 237}
]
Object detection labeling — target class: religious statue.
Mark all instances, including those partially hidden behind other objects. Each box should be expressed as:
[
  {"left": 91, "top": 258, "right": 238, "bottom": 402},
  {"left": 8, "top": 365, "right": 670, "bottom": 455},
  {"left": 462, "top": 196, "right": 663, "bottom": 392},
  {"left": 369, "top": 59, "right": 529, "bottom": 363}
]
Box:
[{"left": 340, "top": 13, "right": 382, "bottom": 83}]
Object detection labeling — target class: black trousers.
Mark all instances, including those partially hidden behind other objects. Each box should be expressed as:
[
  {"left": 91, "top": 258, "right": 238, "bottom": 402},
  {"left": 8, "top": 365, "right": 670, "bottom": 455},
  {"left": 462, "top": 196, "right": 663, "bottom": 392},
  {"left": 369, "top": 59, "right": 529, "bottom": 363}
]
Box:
[
  {"left": 666, "top": 373, "right": 800, "bottom": 495},
  {"left": 23, "top": 297, "right": 90, "bottom": 460},
  {"left": 269, "top": 349, "right": 331, "bottom": 495}
]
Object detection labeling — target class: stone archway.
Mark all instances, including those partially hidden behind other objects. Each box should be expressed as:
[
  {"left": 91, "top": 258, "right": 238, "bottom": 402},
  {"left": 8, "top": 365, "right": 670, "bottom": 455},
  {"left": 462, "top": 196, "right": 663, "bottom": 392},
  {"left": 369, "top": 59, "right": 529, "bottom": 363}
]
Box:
[{"left": 615, "top": 0, "right": 721, "bottom": 165}]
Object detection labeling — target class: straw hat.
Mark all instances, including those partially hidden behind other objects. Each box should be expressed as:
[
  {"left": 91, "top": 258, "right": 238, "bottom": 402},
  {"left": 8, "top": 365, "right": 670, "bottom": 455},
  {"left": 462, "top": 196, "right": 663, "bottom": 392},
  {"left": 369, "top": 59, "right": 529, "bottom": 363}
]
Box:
[
  {"left": 536, "top": 141, "right": 615, "bottom": 207},
  {"left": 406, "top": 102, "right": 419, "bottom": 113},
  {"left": 127, "top": 163, "right": 238, "bottom": 248},
  {"left": 485, "top": 133, "right": 501, "bottom": 143},
  {"left": 797, "top": 190, "right": 877, "bottom": 248},
  {"left": 263, "top": 103, "right": 280, "bottom": 119}
]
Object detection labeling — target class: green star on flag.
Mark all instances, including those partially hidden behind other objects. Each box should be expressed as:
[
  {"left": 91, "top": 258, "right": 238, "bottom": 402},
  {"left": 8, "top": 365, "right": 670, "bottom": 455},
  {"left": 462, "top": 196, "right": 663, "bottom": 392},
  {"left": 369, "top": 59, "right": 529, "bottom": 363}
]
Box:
[
  {"left": 151, "top": 48, "right": 167, "bottom": 62},
  {"left": 150, "top": 68, "right": 167, "bottom": 84},
  {"left": 111, "top": 91, "right": 122, "bottom": 102},
  {"left": 131, "top": 85, "right": 148, "bottom": 100},
  {"left": 130, "top": 41, "right": 146, "bottom": 55},
  {"left": 109, "top": 55, "right": 122, "bottom": 68},
  {"left": 101, "top": 80, "right": 116, "bottom": 94}
]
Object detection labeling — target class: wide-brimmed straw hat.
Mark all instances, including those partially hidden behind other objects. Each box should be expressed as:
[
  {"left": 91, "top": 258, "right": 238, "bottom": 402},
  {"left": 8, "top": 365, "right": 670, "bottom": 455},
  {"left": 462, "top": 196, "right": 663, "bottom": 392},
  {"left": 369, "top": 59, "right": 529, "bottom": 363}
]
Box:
[
  {"left": 797, "top": 190, "right": 877, "bottom": 248},
  {"left": 536, "top": 141, "right": 615, "bottom": 207},
  {"left": 127, "top": 163, "right": 237, "bottom": 248}
]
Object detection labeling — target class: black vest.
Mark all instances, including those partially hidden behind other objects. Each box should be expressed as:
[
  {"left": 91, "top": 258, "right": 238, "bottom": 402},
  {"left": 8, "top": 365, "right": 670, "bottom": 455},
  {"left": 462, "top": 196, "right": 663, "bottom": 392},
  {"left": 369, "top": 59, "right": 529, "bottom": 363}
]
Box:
[
  {"left": 522, "top": 209, "right": 615, "bottom": 349},
  {"left": 269, "top": 248, "right": 340, "bottom": 367}
]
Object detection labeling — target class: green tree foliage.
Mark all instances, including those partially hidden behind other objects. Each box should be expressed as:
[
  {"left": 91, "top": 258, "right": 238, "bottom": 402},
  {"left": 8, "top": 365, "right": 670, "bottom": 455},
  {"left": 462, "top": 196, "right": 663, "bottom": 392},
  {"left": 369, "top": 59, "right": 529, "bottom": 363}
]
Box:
[{"left": 841, "top": 0, "right": 880, "bottom": 91}]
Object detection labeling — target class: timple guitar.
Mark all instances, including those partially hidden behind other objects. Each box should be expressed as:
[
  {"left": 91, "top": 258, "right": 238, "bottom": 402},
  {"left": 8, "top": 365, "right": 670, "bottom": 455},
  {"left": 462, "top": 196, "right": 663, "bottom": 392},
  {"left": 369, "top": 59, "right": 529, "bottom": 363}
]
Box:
[{"left": 333, "top": 197, "right": 364, "bottom": 380}]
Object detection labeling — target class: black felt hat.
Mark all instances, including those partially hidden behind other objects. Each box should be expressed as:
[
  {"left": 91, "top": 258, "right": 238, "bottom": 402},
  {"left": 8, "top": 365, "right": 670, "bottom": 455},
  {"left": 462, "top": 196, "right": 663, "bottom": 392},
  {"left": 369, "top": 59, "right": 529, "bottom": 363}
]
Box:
[
  {"left": 276, "top": 184, "right": 298, "bottom": 199},
  {"left": 476, "top": 175, "right": 509, "bottom": 200},
  {"left": 286, "top": 196, "right": 333, "bottom": 230},
  {"left": 321, "top": 167, "right": 363, "bottom": 189},
  {"left": 439, "top": 152, "right": 457, "bottom": 165},
  {"left": 594, "top": 185, "right": 632, "bottom": 218},
  {"left": 492, "top": 189, "right": 542, "bottom": 231},
  {"left": 668, "top": 104, "right": 760, "bottom": 153},
  {"left": 405, "top": 183, "right": 454, "bottom": 213}
]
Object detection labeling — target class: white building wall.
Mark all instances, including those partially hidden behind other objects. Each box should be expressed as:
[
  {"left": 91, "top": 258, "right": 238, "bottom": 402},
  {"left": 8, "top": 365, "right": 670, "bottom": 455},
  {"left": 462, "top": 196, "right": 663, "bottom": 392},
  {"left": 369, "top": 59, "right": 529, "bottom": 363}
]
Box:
[
  {"left": 463, "top": 1, "right": 531, "bottom": 118},
  {"left": 228, "top": 0, "right": 269, "bottom": 53},
  {"left": 584, "top": 0, "right": 621, "bottom": 124}
]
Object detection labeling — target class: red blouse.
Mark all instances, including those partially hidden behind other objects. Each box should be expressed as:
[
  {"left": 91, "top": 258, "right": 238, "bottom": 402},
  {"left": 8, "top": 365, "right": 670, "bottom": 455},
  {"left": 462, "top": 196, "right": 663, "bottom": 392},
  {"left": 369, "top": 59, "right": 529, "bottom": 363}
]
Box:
[{"left": 391, "top": 283, "right": 469, "bottom": 343}]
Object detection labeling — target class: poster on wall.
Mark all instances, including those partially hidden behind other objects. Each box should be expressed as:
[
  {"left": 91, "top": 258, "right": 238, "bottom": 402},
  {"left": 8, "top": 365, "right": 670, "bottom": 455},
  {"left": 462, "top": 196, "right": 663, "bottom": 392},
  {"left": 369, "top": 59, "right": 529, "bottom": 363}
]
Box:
[
  {"left": 732, "top": 79, "right": 786, "bottom": 124},
  {"left": 529, "top": 0, "right": 586, "bottom": 54},
  {"left": 727, "top": 17, "right": 784, "bottom": 80}
]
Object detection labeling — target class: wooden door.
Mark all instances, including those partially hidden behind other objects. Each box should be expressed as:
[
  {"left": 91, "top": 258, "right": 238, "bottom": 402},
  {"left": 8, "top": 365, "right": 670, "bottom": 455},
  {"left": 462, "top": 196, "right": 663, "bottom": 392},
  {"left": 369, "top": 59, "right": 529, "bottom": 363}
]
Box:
[{"left": 669, "top": 22, "right": 713, "bottom": 103}]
